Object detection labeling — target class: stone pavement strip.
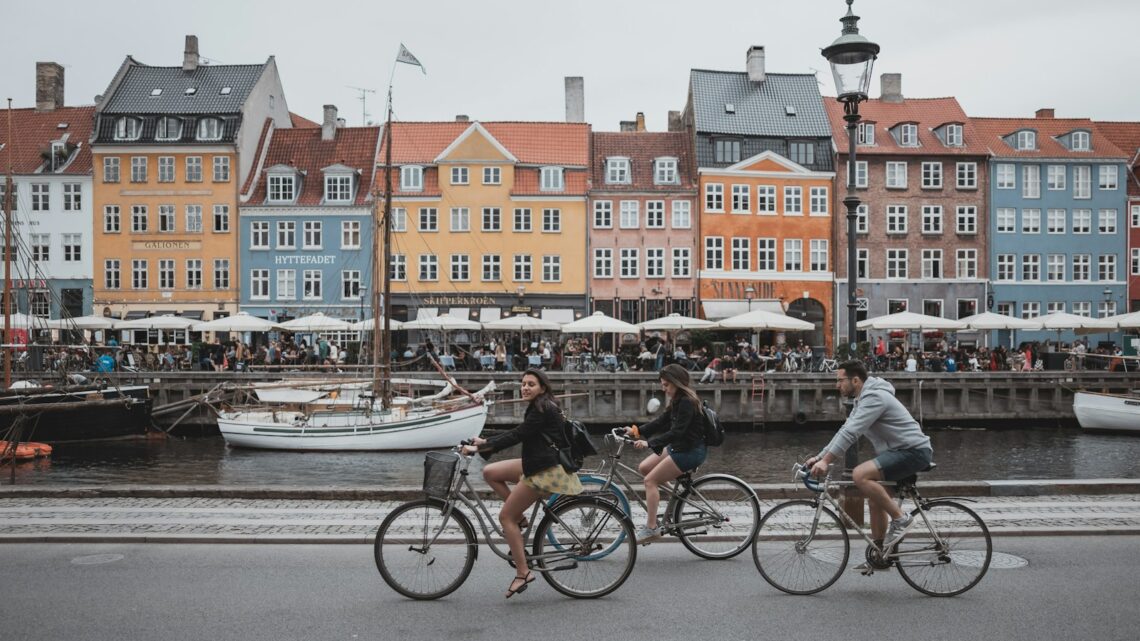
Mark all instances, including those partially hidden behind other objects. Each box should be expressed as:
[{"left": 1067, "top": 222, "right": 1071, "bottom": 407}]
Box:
[{"left": 1, "top": 491, "right": 1139, "bottom": 544}]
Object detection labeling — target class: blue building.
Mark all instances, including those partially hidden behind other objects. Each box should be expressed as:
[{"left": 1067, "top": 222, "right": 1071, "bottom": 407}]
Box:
[
  {"left": 974, "top": 110, "right": 1129, "bottom": 345},
  {"left": 239, "top": 108, "right": 381, "bottom": 328}
]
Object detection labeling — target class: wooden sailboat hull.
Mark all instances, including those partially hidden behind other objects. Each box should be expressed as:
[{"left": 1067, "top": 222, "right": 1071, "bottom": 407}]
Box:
[
  {"left": 1074, "top": 391, "right": 1140, "bottom": 432},
  {"left": 0, "top": 386, "right": 153, "bottom": 442}
]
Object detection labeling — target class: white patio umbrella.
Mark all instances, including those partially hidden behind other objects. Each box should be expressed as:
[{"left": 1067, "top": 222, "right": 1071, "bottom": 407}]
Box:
[
  {"left": 401, "top": 314, "right": 482, "bottom": 331},
  {"left": 638, "top": 313, "right": 716, "bottom": 331},
  {"left": 715, "top": 309, "right": 815, "bottom": 331},
  {"left": 1033, "top": 311, "right": 1115, "bottom": 331},
  {"left": 856, "top": 311, "right": 966, "bottom": 331},
  {"left": 352, "top": 317, "right": 405, "bottom": 331},
  {"left": 560, "top": 311, "right": 639, "bottom": 334},
  {"left": 193, "top": 312, "right": 278, "bottom": 333},
  {"left": 957, "top": 312, "right": 1043, "bottom": 331},
  {"left": 483, "top": 314, "right": 562, "bottom": 331},
  {"left": 275, "top": 312, "right": 355, "bottom": 332},
  {"left": 2, "top": 312, "right": 50, "bottom": 330},
  {"left": 1094, "top": 310, "right": 1140, "bottom": 331},
  {"left": 44, "top": 315, "right": 118, "bottom": 330},
  {"left": 115, "top": 314, "right": 198, "bottom": 330}
]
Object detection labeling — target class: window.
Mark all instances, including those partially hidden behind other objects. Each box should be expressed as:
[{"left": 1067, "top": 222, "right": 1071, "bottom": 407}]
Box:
[
  {"left": 921, "top": 162, "right": 942, "bottom": 188},
  {"left": 103, "top": 157, "right": 120, "bottom": 183},
  {"left": 158, "top": 156, "right": 175, "bottom": 182},
  {"left": 1022, "top": 254, "right": 1040, "bottom": 281},
  {"left": 593, "top": 248, "right": 612, "bottom": 278},
  {"left": 420, "top": 208, "right": 438, "bottom": 232},
  {"left": 540, "top": 167, "right": 564, "bottom": 191},
  {"left": 450, "top": 254, "right": 469, "bottom": 281},
  {"left": 390, "top": 208, "right": 406, "bottom": 232},
  {"left": 921, "top": 249, "right": 943, "bottom": 279},
  {"left": 956, "top": 249, "right": 977, "bottom": 278},
  {"left": 197, "top": 118, "right": 222, "bottom": 141},
  {"left": 784, "top": 239, "right": 803, "bottom": 271},
  {"left": 1073, "top": 255, "right": 1091, "bottom": 281},
  {"left": 212, "top": 205, "right": 230, "bottom": 233},
  {"left": 956, "top": 162, "right": 977, "bottom": 189},
  {"left": 1047, "top": 301, "right": 1066, "bottom": 315},
  {"left": 1098, "top": 300, "right": 1117, "bottom": 318},
  {"left": 672, "top": 248, "right": 690, "bottom": 277},
  {"left": 1074, "top": 166, "right": 1091, "bottom": 198},
  {"left": 1132, "top": 205, "right": 1140, "bottom": 228},
  {"left": 450, "top": 207, "right": 470, "bottom": 232},
  {"left": 849, "top": 161, "right": 868, "bottom": 188},
  {"left": 593, "top": 201, "right": 612, "bottom": 228},
  {"left": 450, "top": 166, "right": 468, "bottom": 185},
  {"left": 514, "top": 208, "right": 532, "bottom": 232},
  {"left": 996, "top": 208, "right": 1015, "bottom": 233},
  {"left": 619, "top": 201, "right": 639, "bottom": 228},
  {"left": 899, "top": 124, "right": 918, "bottom": 146},
  {"left": 542, "top": 255, "right": 561, "bottom": 282},
  {"left": 1021, "top": 302, "right": 1040, "bottom": 319},
  {"left": 185, "top": 156, "right": 203, "bottom": 183},
  {"left": 302, "top": 221, "right": 322, "bottom": 249},
  {"left": 250, "top": 270, "right": 270, "bottom": 299},
  {"left": 31, "top": 234, "right": 49, "bottom": 261},
  {"left": 857, "top": 122, "right": 875, "bottom": 145},
  {"left": 705, "top": 183, "right": 724, "bottom": 211},
  {"left": 543, "top": 208, "right": 561, "bottom": 232},
  {"left": 400, "top": 166, "right": 423, "bottom": 191},
  {"left": 1099, "top": 209, "right": 1118, "bottom": 234},
  {"left": 276, "top": 221, "right": 295, "bottom": 248},
  {"left": 31, "top": 183, "right": 50, "bottom": 211},
  {"left": 810, "top": 239, "right": 828, "bottom": 272},
  {"left": 705, "top": 237, "right": 723, "bottom": 270},
  {"left": 1073, "top": 209, "right": 1092, "bottom": 234},
  {"left": 888, "top": 299, "right": 909, "bottom": 314},
  {"left": 131, "top": 205, "right": 148, "bottom": 233},
  {"left": 1072, "top": 131, "right": 1090, "bottom": 151},
  {"left": 185, "top": 205, "right": 202, "bottom": 233},
  {"left": 945, "top": 124, "right": 963, "bottom": 146},
  {"left": 1047, "top": 209, "right": 1066, "bottom": 234},
  {"left": 514, "top": 254, "right": 532, "bottom": 281},
  {"left": 132, "top": 259, "right": 148, "bottom": 289},
  {"left": 60, "top": 183, "right": 78, "bottom": 212},
  {"left": 886, "top": 162, "right": 907, "bottom": 188},
  {"left": 1099, "top": 255, "right": 1117, "bottom": 281},
  {"left": 783, "top": 186, "right": 802, "bottom": 215},
  {"left": 789, "top": 142, "right": 814, "bottom": 165},
  {"left": 341, "top": 270, "right": 362, "bottom": 299},
  {"left": 1099, "top": 166, "right": 1118, "bottom": 190},
  {"left": 114, "top": 117, "right": 141, "bottom": 140},
  {"left": 388, "top": 256, "right": 406, "bottom": 282},
  {"left": 1016, "top": 130, "right": 1036, "bottom": 150},
  {"left": 483, "top": 166, "right": 501, "bottom": 185},
  {"left": 213, "top": 156, "right": 230, "bottom": 182},
  {"left": 606, "top": 158, "right": 630, "bottom": 184},
  {"left": 130, "top": 156, "right": 147, "bottom": 183},
  {"left": 757, "top": 186, "right": 777, "bottom": 213},
  {"left": 341, "top": 221, "right": 360, "bottom": 249},
  {"left": 809, "top": 187, "right": 828, "bottom": 215},
  {"left": 1073, "top": 301, "right": 1091, "bottom": 317},
  {"left": 887, "top": 249, "right": 908, "bottom": 279},
  {"left": 481, "top": 207, "right": 500, "bottom": 231},
  {"left": 887, "top": 205, "right": 907, "bottom": 233},
  {"left": 482, "top": 255, "right": 501, "bottom": 281},
  {"left": 996, "top": 302, "right": 1013, "bottom": 317},
  {"left": 731, "top": 185, "right": 750, "bottom": 213},
  {"left": 419, "top": 255, "right": 438, "bottom": 281},
  {"left": 159, "top": 259, "right": 175, "bottom": 290},
  {"left": 956, "top": 206, "right": 977, "bottom": 234},
  {"left": 325, "top": 175, "right": 352, "bottom": 202},
  {"left": 104, "top": 259, "right": 120, "bottom": 289},
  {"left": 923, "top": 299, "right": 944, "bottom": 318},
  {"left": 856, "top": 204, "right": 869, "bottom": 233},
  {"left": 714, "top": 139, "right": 740, "bottom": 163},
  {"left": 186, "top": 259, "right": 202, "bottom": 289},
  {"left": 303, "top": 270, "right": 322, "bottom": 298},
  {"left": 619, "top": 248, "right": 639, "bottom": 278},
  {"left": 268, "top": 174, "right": 294, "bottom": 201},
  {"left": 1132, "top": 248, "right": 1140, "bottom": 276},
  {"left": 1047, "top": 165, "right": 1066, "bottom": 190},
  {"left": 731, "top": 238, "right": 750, "bottom": 271},
  {"left": 996, "top": 254, "right": 1015, "bottom": 281},
  {"left": 671, "top": 201, "right": 691, "bottom": 229},
  {"left": 1023, "top": 165, "right": 1041, "bottom": 198},
  {"left": 62, "top": 234, "right": 81, "bottom": 262},
  {"left": 996, "top": 164, "right": 1015, "bottom": 189},
  {"left": 1022, "top": 208, "right": 1041, "bottom": 234},
  {"left": 921, "top": 206, "right": 943, "bottom": 234},
  {"left": 213, "top": 259, "right": 231, "bottom": 289},
  {"left": 158, "top": 204, "right": 175, "bottom": 232},
  {"left": 654, "top": 158, "right": 678, "bottom": 184},
  {"left": 1047, "top": 254, "right": 1066, "bottom": 282}
]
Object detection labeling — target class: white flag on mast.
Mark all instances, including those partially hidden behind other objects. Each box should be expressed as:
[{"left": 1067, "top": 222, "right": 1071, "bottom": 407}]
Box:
[{"left": 396, "top": 44, "right": 426, "bottom": 75}]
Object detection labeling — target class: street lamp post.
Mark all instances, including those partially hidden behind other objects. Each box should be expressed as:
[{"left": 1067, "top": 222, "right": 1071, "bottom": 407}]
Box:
[
  {"left": 744, "top": 286, "right": 755, "bottom": 312},
  {"left": 1104, "top": 287, "right": 1113, "bottom": 344}
]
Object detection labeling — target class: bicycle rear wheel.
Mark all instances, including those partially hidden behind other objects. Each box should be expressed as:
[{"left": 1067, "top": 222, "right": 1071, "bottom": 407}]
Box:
[
  {"left": 374, "top": 499, "right": 477, "bottom": 600},
  {"left": 672, "top": 474, "right": 760, "bottom": 559},
  {"left": 895, "top": 500, "right": 992, "bottom": 597},
  {"left": 752, "top": 499, "right": 849, "bottom": 595},
  {"left": 533, "top": 497, "right": 636, "bottom": 599}
]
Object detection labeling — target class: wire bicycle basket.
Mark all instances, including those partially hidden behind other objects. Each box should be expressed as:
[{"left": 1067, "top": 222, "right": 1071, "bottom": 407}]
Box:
[{"left": 422, "top": 451, "right": 460, "bottom": 500}]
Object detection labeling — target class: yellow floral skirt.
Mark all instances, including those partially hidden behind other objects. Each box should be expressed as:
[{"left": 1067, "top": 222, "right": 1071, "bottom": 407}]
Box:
[{"left": 521, "top": 465, "right": 583, "bottom": 497}]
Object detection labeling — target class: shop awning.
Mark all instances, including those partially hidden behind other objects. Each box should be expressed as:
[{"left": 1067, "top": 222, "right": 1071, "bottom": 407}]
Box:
[
  {"left": 179, "top": 310, "right": 205, "bottom": 320},
  {"left": 541, "top": 308, "right": 575, "bottom": 324},
  {"left": 480, "top": 307, "right": 502, "bottom": 323},
  {"left": 701, "top": 300, "right": 783, "bottom": 321},
  {"left": 415, "top": 307, "right": 439, "bottom": 320},
  {"left": 123, "top": 310, "right": 148, "bottom": 320},
  {"left": 447, "top": 307, "right": 470, "bottom": 321}
]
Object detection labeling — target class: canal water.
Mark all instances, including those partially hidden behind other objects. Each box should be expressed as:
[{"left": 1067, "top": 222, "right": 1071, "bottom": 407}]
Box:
[{"left": 5, "top": 425, "right": 1138, "bottom": 486}]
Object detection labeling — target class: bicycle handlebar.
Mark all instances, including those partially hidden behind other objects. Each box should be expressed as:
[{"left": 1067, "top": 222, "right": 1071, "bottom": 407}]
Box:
[
  {"left": 793, "top": 462, "right": 826, "bottom": 493},
  {"left": 609, "top": 427, "right": 635, "bottom": 443}
]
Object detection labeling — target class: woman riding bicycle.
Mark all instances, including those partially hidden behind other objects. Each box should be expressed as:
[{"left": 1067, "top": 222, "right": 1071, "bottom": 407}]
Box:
[
  {"left": 461, "top": 368, "right": 582, "bottom": 598},
  {"left": 625, "top": 363, "right": 707, "bottom": 544}
]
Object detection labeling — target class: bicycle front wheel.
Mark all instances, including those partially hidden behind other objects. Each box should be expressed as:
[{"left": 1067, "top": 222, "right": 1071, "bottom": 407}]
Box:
[
  {"left": 895, "top": 500, "right": 992, "bottom": 597},
  {"left": 547, "top": 475, "right": 631, "bottom": 560},
  {"left": 374, "top": 499, "right": 477, "bottom": 600},
  {"left": 533, "top": 496, "right": 637, "bottom": 599},
  {"left": 672, "top": 474, "right": 760, "bottom": 559},
  {"left": 752, "top": 499, "right": 849, "bottom": 595}
]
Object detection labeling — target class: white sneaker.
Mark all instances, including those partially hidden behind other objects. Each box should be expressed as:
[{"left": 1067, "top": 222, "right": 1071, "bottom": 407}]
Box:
[
  {"left": 635, "top": 526, "right": 663, "bottom": 545},
  {"left": 884, "top": 514, "right": 913, "bottom": 548}
]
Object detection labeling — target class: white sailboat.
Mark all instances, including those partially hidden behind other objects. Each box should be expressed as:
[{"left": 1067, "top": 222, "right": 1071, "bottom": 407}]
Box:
[{"left": 1073, "top": 391, "right": 1140, "bottom": 433}]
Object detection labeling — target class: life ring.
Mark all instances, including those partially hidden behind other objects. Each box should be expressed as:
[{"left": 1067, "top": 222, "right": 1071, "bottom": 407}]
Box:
[
  {"left": 793, "top": 411, "right": 808, "bottom": 425},
  {"left": 0, "top": 441, "right": 52, "bottom": 461}
]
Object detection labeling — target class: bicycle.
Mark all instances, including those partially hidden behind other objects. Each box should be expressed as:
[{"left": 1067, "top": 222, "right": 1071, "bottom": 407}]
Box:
[
  {"left": 752, "top": 462, "right": 991, "bottom": 597},
  {"left": 375, "top": 447, "right": 637, "bottom": 600},
  {"left": 816, "top": 357, "right": 838, "bottom": 373},
  {"left": 555, "top": 428, "right": 761, "bottom": 559}
]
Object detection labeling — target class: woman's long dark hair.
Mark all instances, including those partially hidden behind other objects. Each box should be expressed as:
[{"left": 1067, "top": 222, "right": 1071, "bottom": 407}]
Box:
[
  {"left": 659, "top": 363, "right": 699, "bottom": 408},
  {"left": 522, "top": 368, "right": 559, "bottom": 413}
]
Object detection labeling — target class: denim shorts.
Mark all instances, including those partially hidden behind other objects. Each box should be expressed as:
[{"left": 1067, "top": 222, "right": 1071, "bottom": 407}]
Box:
[
  {"left": 873, "top": 447, "right": 933, "bottom": 482},
  {"left": 668, "top": 444, "right": 708, "bottom": 473}
]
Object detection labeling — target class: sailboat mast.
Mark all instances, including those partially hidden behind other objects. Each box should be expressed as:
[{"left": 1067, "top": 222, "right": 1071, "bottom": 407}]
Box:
[
  {"left": 4, "top": 99, "right": 13, "bottom": 390},
  {"left": 373, "top": 90, "right": 395, "bottom": 410}
]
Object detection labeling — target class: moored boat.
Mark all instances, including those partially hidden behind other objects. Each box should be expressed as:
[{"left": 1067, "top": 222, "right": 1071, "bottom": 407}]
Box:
[{"left": 1074, "top": 391, "right": 1140, "bottom": 433}]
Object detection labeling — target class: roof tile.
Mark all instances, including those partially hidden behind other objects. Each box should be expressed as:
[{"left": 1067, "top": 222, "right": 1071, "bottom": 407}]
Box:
[
  {"left": 823, "top": 97, "right": 988, "bottom": 156},
  {"left": 378, "top": 121, "right": 590, "bottom": 166},
  {"left": 970, "top": 116, "right": 1128, "bottom": 160},
  {"left": 246, "top": 126, "right": 381, "bottom": 207},
  {"left": 0, "top": 106, "right": 96, "bottom": 175},
  {"left": 590, "top": 132, "right": 697, "bottom": 191},
  {"left": 689, "top": 70, "right": 832, "bottom": 138}
]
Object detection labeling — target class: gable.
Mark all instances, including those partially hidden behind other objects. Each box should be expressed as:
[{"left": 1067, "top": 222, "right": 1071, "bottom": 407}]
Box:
[
  {"left": 435, "top": 122, "right": 517, "bottom": 163},
  {"left": 726, "top": 150, "right": 809, "bottom": 174}
]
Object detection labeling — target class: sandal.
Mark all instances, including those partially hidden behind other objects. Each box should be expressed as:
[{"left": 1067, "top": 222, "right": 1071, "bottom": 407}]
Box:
[{"left": 505, "top": 572, "right": 535, "bottom": 599}]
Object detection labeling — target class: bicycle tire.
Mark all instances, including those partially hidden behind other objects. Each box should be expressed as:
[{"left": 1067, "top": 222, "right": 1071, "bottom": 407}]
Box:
[
  {"left": 532, "top": 496, "right": 636, "bottom": 599},
  {"left": 752, "top": 499, "right": 849, "bottom": 595},
  {"left": 895, "top": 500, "right": 992, "bottom": 597},
  {"left": 374, "top": 499, "right": 477, "bottom": 600},
  {"left": 546, "top": 474, "right": 631, "bottom": 560},
  {"left": 672, "top": 473, "right": 760, "bottom": 560}
]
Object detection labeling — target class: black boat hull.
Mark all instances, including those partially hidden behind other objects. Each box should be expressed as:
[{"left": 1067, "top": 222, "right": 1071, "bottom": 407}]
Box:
[{"left": 0, "top": 386, "right": 154, "bottom": 443}]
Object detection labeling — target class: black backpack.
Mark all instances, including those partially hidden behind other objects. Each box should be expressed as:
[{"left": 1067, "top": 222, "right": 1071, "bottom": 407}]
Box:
[
  {"left": 544, "top": 415, "right": 599, "bottom": 473},
  {"left": 702, "top": 400, "right": 725, "bottom": 447}
]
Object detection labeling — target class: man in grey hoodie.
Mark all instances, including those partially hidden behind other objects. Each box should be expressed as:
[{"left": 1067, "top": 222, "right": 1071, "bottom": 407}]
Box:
[{"left": 806, "top": 360, "right": 933, "bottom": 556}]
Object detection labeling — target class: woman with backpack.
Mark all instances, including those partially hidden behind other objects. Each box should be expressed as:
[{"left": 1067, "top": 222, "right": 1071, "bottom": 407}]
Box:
[
  {"left": 625, "top": 363, "right": 707, "bottom": 544},
  {"left": 461, "top": 368, "right": 582, "bottom": 598}
]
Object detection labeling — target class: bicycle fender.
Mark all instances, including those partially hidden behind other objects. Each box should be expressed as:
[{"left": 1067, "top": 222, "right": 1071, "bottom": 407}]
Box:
[{"left": 920, "top": 496, "right": 980, "bottom": 504}]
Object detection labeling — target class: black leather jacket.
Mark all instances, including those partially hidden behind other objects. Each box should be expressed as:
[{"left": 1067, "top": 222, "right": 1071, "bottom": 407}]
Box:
[
  {"left": 639, "top": 396, "right": 704, "bottom": 454},
  {"left": 481, "top": 401, "right": 567, "bottom": 476}
]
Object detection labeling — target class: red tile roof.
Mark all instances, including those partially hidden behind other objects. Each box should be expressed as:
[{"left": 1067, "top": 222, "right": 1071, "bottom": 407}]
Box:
[
  {"left": 376, "top": 168, "right": 443, "bottom": 198},
  {"left": 511, "top": 168, "right": 588, "bottom": 196},
  {"left": 1095, "top": 121, "right": 1140, "bottom": 166},
  {"left": 247, "top": 125, "right": 381, "bottom": 206},
  {"left": 378, "top": 121, "right": 590, "bottom": 166},
  {"left": 0, "top": 106, "right": 95, "bottom": 174},
  {"left": 823, "top": 97, "right": 987, "bottom": 156},
  {"left": 591, "top": 132, "right": 697, "bottom": 192},
  {"left": 290, "top": 112, "right": 321, "bottom": 129},
  {"left": 970, "top": 116, "right": 1128, "bottom": 159}
]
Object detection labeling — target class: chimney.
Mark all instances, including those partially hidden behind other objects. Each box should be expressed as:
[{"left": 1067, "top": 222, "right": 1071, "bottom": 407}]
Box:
[
  {"left": 183, "top": 35, "right": 200, "bottom": 72},
  {"left": 667, "top": 110, "right": 682, "bottom": 132},
  {"left": 565, "top": 76, "right": 585, "bottom": 123},
  {"left": 455, "top": 114, "right": 470, "bottom": 122},
  {"left": 880, "top": 73, "right": 903, "bottom": 103},
  {"left": 336, "top": 117, "right": 346, "bottom": 128},
  {"left": 746, "top": 46, "right": 766, "bottom": 83},
  {"left": 35, "top": 62, "right": 64, "bottom": 112},
  {"left": 619, "top": 121, "right": 637, "bottom": 132},
  {"left": 635, "top": 112, "right": 646, "bottom": 132},
  {"left": 322, "top": 104, "right": 338, "bottom": 141},
  {"left": 1035, "top": 108, "right": 1055, "bottom": 119}
]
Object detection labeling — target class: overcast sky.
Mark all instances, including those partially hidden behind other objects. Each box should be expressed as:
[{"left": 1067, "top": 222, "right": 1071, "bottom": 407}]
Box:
[{"left": 4, "top": 0, "right": 1139, "bottom": 131}]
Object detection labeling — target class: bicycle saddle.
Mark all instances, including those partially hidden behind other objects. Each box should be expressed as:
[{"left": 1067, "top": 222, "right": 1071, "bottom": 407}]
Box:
[{"left": 894, "top": 462, "right": 935, "bottom": 488}]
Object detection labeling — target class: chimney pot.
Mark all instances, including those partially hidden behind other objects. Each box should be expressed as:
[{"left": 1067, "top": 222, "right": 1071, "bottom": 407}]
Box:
[
  {"left": 1035, "top": 108, "right": 1055, "bottom": 119},
  {"left": 667, "top": 111, "right": 682, "bottom": 132},
  {"left": 183, "top": 35, "right": 200, "bottom": 72},
  {"left": 35, "top": 62, "right": 65, "bottom": 112},
  {"left": 635, "top": 112, "right": 646, "bottom": 132},
  {"left": 564, "top": 76, "right": 585, "bottom": 123},
  {"left": 880, "top": 73, "right": 903, "bottom": 103},
  {"left": 619, "top": 121, "right": 636, "bottom": 132},
  {"left": 746, "top": 46, "right": 766, "bottom": 83},
  {"left": 455, "top": 114, "right": 469, "bottom": 122},
  {"left": 322, "top": 104, "right": 338, "bottom": 141}
]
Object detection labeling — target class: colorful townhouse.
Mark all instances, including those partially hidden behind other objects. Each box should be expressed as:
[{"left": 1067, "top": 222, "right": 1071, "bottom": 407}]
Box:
[
  {"left": 588, "top": 128, "right": 698, "bottom": 323},
  {"left": 91, "top": 36, "right": 292, "bottom": 327},
  {"left": 238, "top": 106, "right": 380, "bottom": 328},
  {"left": 1095, "top": 121, "right": 1140, "bottom": 314},
  {"left": 0, "top": 63, "right": 94, "bottom": 321},
  {"left": 824, "top": 75, "right": 989, "bottom": 349},
  {"left": 973, "top": 110, "right": 1129, "bottom": 345},
  {"left": 683, "top": 46, "right": 835, "bottom": 348},
  {"left": 377, "top": 120, "right": 591, "bottom": 324}
]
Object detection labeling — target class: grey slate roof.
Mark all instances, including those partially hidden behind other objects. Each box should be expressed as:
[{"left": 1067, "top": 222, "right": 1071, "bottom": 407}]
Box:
[
  {"left": 101, "top": 63, "right": 267, "bottom": 114},
  {"left": 690, "top": 70, "right": 831, "bottom": 138}
]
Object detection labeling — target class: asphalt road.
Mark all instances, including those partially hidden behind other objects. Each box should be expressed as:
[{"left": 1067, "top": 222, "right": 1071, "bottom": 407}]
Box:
[{"left": 1, "top": 537, "right": 1137, "bottom": 641}]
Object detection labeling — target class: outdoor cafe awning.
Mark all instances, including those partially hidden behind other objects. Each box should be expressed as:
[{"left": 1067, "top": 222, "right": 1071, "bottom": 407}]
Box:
[
  {"left": 479, "top": 307, "right": 502, "bottom": 323},
  {"left": 541, "top": 308, "right": 575, "bottom": 324},
  {"left": 701, "top": 300, "right": 783, "bottom": 322}
]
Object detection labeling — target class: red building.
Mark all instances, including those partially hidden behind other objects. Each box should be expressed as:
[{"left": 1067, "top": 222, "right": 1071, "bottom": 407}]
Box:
[{"left": 1095, "top": 121, "right": 1140, "bottom": 312}]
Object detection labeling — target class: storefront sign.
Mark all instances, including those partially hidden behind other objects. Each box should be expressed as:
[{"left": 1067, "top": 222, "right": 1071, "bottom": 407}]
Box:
[
  {"left": 274, "top": 255, "right": 337, "bottom": 265},
  {"left": 510, "top": 305, "right": 532, "bottom": 314},
  {"left": 422, "top": 295, "right": 497, "bottom": 306},
  {"left": 133, "top": 240, "right": 202, "bottom": 251}
]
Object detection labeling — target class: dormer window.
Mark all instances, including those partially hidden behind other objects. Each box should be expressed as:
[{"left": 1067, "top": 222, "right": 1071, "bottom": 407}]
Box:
[
  {"left": 400, "top": 166, "right": 423, "bottom": 191},
  {"left": 1016, "top": 130, "right": 1036, "bottom": 150},
  {"left": 324, "top": 174, "right": 353, "bottom": 203},
  {"left": 219, "top": 86, "right": 232, "bottom": 96},
  {"left": 156, "top": 117, "right": 182, "bottom": 141},
  {"left": 857, "top": 122, "right": 875, "bottom": 145},
  {"left": 606, "top": 158, "right": 630, "bottom": 184},
  {"left": 267, "top": 173, "right": 296, "bottom": 203},
  {"left": 945, "top": 124, "right": 963, "bottom": 146},
  {"left": 196, "top": 117, "right": 222, "bottom": 141},
  {"left": 114, "top": 117, "right": 142, "bottom": 141},
  {"left": 1071, "top": 131, "right": 1090, "bottom": 151},
  {"left": 150, "top": 89, "right": 163, "bottom": 97},
  {"left": 899, "top": 123, "right": 918, "bottom": 146},
  {"left": 540, "top": 166, "right": 564, "bottom": 192},
  {"left": 654, "top": 158, "right": 678, "bottom": 185}
]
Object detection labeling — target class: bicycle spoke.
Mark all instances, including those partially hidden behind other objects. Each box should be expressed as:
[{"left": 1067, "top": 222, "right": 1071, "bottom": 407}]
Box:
[
  {"left": 534, "top": 498, "right": 636, "bottom": 599},
  {"left": 753, "top": 500, "right": 848, "bottom": 595},
  {"left": 674, "top": 475, "right": 760, "bottom": 559},
  {"left": 895, "top": 501, "right": 991, "bottom": 597},
  {"left": 375, "top": 500, "right": 476, "bottom": 600}
]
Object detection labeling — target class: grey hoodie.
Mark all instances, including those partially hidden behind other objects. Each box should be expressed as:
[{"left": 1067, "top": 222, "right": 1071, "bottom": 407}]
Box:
[{"left": 820, "top": 377, "right": 932, "bottom": 459}]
